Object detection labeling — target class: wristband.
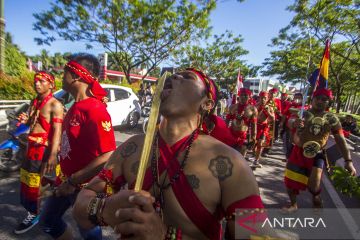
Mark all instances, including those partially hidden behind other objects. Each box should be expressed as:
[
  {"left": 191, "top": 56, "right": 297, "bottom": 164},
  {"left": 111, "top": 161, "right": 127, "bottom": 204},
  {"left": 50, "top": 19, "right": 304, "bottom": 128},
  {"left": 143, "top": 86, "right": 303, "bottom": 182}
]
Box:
[
  {"left": 87, "top": 197, "right": 102, "bottom": 225},
  {"left": 87, "top": 193, "right": 106, "bottom": 226},
  {"left": 344, "top": 159, "right": 353, "bottom": 163}
]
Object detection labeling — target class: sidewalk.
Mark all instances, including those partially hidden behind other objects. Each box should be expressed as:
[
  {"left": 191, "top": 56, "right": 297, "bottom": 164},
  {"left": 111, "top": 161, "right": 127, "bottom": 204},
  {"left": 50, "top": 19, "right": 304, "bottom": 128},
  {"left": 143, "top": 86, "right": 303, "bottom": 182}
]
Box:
[{"left": 250, "top": 140, "right": 360, "bottom": 239}]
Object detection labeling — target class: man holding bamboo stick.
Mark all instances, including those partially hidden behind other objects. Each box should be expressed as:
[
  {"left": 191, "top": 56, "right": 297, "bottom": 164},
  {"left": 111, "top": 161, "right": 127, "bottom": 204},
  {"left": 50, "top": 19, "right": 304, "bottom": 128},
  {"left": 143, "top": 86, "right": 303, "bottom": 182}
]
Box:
[{"left": 73, "top": 69, "right": 277, "bottom": 240}]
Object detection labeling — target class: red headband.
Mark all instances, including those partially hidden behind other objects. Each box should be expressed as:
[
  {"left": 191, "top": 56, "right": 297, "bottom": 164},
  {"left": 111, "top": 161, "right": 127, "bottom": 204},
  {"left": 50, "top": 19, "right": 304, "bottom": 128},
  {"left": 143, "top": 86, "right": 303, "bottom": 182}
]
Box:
[
  {"left": 34, "top": 71, "right": 56, "bottom": 90},
  {"left": 313, "top": 88, "right": 333, "bottom": 100},
  {"left": 186, "top": 68, "right": 217, "bottom": 103},
  {"left": 65, "top": 61, "right": 107, "bottom": 102},
  {"left": 269, "top": 88, "right": 279, "bottom": 94},
  {"left": 259, "top": 91, "right": 268, "bottom": 97},
  {"left": 238, "top": 88, "right": 251, "bottom": 96}
]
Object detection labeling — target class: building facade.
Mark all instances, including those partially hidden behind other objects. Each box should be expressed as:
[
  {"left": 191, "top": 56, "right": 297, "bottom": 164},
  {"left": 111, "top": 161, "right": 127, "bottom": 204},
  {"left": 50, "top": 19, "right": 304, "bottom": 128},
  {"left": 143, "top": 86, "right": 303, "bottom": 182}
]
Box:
[{"left": 243, "top": 78, "right": 270, "bottom": 95}]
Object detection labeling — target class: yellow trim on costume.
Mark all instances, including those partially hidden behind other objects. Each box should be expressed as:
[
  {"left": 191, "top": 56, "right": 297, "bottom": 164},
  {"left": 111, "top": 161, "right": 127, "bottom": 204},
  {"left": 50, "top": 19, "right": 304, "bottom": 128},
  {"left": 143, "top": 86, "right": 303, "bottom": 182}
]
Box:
[
  {"left": 106, "top": 185, "right": 113, "bottom": 195},
  {"left": 28, "top": 135, "right": 48, "bottom": 146},
  {"left": 285, "top": 169, "right": 308, "bottom": 185},
  {"left": 20, "top": 168, "right": 41, "bottom": 188},
  {"left": 55, "top": 164, "right": 61, "bottom": 177}
]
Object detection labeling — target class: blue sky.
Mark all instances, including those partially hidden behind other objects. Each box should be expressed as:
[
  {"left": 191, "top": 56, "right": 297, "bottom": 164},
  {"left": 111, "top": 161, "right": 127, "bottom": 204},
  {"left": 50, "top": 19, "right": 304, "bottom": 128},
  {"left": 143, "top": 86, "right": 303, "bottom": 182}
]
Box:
[{"left": 5, "top": 0, "right": 294, "bottom": 68}]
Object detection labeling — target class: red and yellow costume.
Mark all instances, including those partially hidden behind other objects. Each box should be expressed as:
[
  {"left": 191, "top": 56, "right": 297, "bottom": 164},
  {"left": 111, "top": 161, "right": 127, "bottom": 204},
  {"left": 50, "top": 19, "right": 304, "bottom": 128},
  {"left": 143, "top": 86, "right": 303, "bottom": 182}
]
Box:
[
  {"left": 256, "top": 91, "right": 272, "bottom": 146},
  {"left": 20, "top": 72, "right": 62, "bottom": 214},
  {"left": 227, "top": 88, "right": 257, "bottom": 147},
  {"left": 284, "top": 89, "right": 339, "bottom": 194}
]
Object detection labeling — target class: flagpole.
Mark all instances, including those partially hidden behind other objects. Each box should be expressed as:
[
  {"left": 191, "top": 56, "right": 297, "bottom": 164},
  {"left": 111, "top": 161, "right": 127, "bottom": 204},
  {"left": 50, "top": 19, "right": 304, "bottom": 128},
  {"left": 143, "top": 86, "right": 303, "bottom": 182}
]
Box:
[
  {"left": 311, "top": 38, "right": 330, "bottom": 99},
  {"left": 236, "top": 68, "right": 241, "bottom": 95},
  {"left": 302, "top": 26, "right": 312, "bottom": 93}
]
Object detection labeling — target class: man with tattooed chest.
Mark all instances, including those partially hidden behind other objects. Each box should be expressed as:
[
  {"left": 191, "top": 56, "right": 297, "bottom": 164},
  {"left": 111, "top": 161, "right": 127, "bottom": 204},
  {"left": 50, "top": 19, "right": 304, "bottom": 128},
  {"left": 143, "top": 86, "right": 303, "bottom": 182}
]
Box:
[
  {"left": 250, "top": 91, "right": 275, "bottom": 168},
  {"left": 73, "top": 69, "right": 278, "bottom": 240},
  {"left": 283, "top": 88, "right": 356, "bottom": 213},
  {"left": 227, "top": 88, "right": 257, "bottom": 156}
]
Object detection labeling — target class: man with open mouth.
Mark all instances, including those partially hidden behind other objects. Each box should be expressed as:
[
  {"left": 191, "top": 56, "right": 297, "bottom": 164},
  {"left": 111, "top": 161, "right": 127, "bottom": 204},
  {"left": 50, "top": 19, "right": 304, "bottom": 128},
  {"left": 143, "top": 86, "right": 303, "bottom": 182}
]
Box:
[{"left": 72, "top": 69, "right": 283, "bottom": 239}]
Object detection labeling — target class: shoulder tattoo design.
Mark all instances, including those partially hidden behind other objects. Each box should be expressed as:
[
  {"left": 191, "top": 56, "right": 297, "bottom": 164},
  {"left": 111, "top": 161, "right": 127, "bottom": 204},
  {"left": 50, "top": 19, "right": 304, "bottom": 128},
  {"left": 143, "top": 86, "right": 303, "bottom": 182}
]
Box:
[
  {"left": 208, "top": 155, "right": 233, "bottom": 181},
  {"left": 186, "top": 174, "right": 200, "bottom": 189},
  {"left": 120, "top": 142, "right": 137, "bottom": 159}
]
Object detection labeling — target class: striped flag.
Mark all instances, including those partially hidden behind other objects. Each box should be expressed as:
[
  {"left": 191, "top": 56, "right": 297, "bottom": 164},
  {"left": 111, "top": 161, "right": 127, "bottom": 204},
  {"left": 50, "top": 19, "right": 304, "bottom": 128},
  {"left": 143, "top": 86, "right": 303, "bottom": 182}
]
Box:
[
  {"left": 236, "top": 68, "right": 243, "bottom": 96},
  {"left": 311, "top": 39, "right": 330, "bottom": 95}
]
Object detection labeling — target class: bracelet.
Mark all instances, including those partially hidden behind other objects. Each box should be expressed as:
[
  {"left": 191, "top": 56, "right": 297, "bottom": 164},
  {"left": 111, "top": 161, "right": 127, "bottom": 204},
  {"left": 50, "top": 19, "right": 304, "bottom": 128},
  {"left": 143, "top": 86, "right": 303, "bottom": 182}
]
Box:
[
  {"left": 344, "top": 159, "right": 353, "bottom": 162},
  {"left": 87, "top": 197, "right": 102, "bottom": 225},
  {"left": 97, "top": 198, "right": 108, "bottom": 226},
  {"left": 87, "top": 193, "right": 107, "bottom": 226},
  {"left": 164, "top": 226, "right": 182, "bottom": 240}
]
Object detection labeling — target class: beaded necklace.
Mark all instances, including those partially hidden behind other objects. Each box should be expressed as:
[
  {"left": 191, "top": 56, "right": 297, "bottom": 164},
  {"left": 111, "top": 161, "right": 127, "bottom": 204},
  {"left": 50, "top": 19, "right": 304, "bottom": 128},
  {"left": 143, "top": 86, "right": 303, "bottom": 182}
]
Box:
[{"left": 151, "top": 129, "right": 198, "bottom": 218}]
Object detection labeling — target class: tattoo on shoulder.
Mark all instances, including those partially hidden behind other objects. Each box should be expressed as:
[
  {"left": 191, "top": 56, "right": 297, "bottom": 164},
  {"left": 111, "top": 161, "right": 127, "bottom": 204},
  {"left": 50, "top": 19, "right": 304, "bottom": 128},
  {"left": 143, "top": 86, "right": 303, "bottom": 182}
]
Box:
[
  {"left": 208, "top": 156, "right": 233, "bottom": 181},
  {"left": 131, "top": 161, "right": 139, "bottom": 175},
  {"left": 120, "top": 142, "right": 137, "bottom": 159},
  {"left": 186, "top": 174, "right": 200, "bottom": 189}
]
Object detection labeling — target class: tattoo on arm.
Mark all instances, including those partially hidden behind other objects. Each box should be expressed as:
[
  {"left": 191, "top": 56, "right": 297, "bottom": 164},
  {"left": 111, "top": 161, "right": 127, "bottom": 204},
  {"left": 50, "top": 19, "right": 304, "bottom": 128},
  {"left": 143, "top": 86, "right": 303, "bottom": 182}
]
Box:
[
  {"left": 131, "top": 161, "right": 139, "bottom": 175},
  {"left": 120, "top": 142, "right": 137, "bottom": 159},
  {"left": 186, "top": 174, "right": 200, "bottom": 189},
  {"left": 208, "top": 156, "right": 233, "bottom": 181}
]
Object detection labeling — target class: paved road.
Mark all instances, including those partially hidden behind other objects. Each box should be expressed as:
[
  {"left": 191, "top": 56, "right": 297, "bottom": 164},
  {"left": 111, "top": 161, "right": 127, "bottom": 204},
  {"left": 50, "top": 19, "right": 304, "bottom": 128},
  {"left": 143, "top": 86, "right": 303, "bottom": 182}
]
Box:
[
  {"left": 0, "top": 125, "right": 141, "bottom": 240},
  {"left": 1, "top": 126, "right": 359, "bottom": 239},
  {"left": 251, "top": 140, "right": 360, "bottom": 240}
]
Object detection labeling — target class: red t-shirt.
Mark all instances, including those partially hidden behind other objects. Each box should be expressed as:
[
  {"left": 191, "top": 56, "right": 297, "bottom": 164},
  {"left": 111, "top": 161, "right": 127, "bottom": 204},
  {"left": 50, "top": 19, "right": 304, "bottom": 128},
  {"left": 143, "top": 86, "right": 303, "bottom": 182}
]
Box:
[{"left": 59, "top": 97, "right": 116, "bottom": 177}]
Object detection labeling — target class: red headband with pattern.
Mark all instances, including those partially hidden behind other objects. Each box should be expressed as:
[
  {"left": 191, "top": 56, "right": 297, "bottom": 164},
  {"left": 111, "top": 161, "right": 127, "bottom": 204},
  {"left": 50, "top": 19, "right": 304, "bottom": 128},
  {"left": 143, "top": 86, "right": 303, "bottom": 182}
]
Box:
[
  {"left": 313, "top": 88, "right": 333, "bottom": 100},
  {"left": 34, "top": 71, "right": 56, "bottom": 90},
  {"left": 186, "top": 68, "right": 217, "bottom": 103},
  {"left": 259, "top": 91, "right": 269, "bottom": 97},
  {"left": 65, "top": 61, "right": 107, "bottom": 101},
  {"left": 238, "top": 88, "right": 251, "bottom": 96},
  {"left": 269, "top": 88, "right": 279, "bottom": 94}
]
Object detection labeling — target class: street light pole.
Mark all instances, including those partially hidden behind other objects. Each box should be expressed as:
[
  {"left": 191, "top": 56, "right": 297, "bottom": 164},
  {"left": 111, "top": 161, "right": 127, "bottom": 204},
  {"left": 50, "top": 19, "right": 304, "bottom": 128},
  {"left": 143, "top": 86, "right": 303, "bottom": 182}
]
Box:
[{"left": 0, "top": 0, "right": 5, "bottom": 72}]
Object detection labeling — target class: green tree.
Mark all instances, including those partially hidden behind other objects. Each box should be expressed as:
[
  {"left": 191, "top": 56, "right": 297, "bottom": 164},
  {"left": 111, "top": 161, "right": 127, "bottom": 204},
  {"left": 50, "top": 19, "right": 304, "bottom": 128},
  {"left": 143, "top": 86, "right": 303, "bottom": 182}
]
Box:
[
  {"left": 288, "top": 0, "right": 359, "bottom": 64},
  {"left": 33, "top": 0, "right": 216, "bottom": 83},
  {"left": 52, "top": 52, "right": 67, "bottom": 68},
  {"left": 264, "top": 0, "right": 359, "bottom": 113},
  {"left": 174, "top": 31, "right": 256, "bottom": 89},
  {"left": 40, "top": 49, "right": 52, "bottom": 70},
  {"left": 4, "top": 33, "right": 27, "bottom": 76},
  {"left": 262, "top": 32, "right": 323, "bottom": 85}
]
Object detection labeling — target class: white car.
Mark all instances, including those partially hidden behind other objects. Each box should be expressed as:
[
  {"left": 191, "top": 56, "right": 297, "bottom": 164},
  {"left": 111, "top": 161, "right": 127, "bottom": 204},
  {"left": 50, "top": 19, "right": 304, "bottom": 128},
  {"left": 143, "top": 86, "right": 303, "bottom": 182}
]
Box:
[{"left": 54, "top": 84, "right": 141, "bottom": 128}]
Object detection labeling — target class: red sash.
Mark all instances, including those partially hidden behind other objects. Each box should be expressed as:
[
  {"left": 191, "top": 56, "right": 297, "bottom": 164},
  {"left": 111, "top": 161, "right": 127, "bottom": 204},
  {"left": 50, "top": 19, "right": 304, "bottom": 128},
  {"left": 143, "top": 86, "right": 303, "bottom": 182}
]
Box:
[
  {"left": 158, "top": 135, "right": 222, "bottom": 240},
  {"left": 129, "top": 133, "right": 222, "bottom": 240},
  {"left": 202, "top": 115, "right": 237, "bottom": 147}
]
